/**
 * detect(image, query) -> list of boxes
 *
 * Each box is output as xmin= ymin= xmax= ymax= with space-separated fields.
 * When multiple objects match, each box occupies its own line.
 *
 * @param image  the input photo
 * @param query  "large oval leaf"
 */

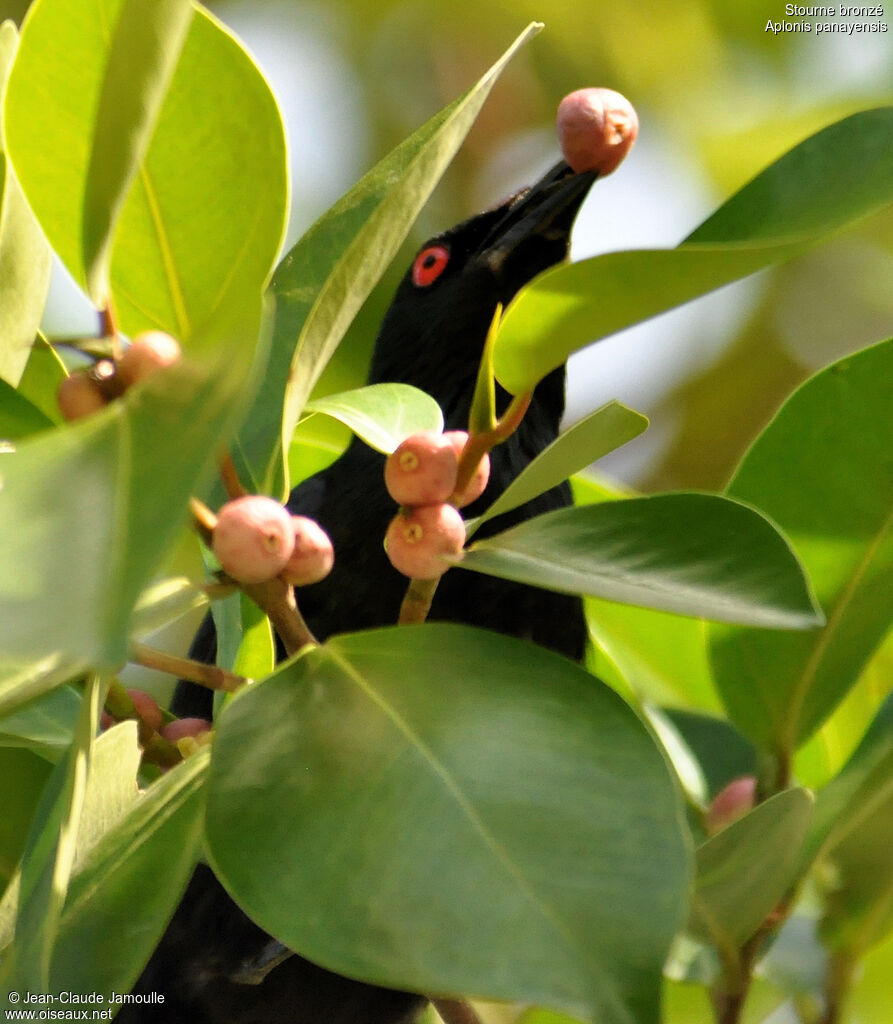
xmin=80 ymin=0 xmax=193 ymax=302
xmin=206 ymin=625 xmax=690 ymax=1024
xmin=492 ymin=108 xmax=893 ymax=395
xmin=4 ymin=0 xmax=286 ymax=340
xmin=0 ymin=22 xmax=51 ymax=388
xmin=459 ymin=493 xmax=823 ymax=628
xmin=711 ymin=337 xmax=893 ymax=753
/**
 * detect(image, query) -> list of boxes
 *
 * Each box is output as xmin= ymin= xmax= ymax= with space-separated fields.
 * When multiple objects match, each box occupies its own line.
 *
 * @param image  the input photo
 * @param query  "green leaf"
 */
xmin=806 ymin=694 xmax=893 ymax=868
xmin=0 ymin=675 xmax=103 ymax=992
xmin=492 ymin=108 xmax=893 ymax=395
xmin=586 ymin=600 xmax=721 ymax=712
xmin=0 ymin=21 xmax=52 ymax=388
xmin=711 ymin=337 xmax=893 ymax=753
xmin=15 ymin=336 xmax=66 ymax=425
xmin=467 ymin=401 xmax=648 ymax=538
xmin=206 ymin=625 xmax=690 ymax=1024
xmin=460 ymin=493 xmax=823 ymax=628
xmin=49 ymin=749 xmax=207 ymax=994
xmin=0 ymin=748 xmax=52 ymax=890
xmin=5 ymin=0 xmax=286 ymax=340
xmin=0 ymin=657 xmax=85 ymax=722
xmin=689 ymin=788 xmax=814 ymax=951
xmin=81 ymin=0 xmax=193 ymax=303
xmin=0 ymin=302 xmax=262 ymax=675
xmin=661 ymin=710 xmax=757 ymax=801
xmin=233 ymin=592 xmax=275 ymax=682
xmin=241 ymin=23 xmax=543 ymax=496
xmin=0 ymin=377 xmax=54 ymax=440
xmin=131 ymin=576 xmax=208 ymax=640
xmin=0 ymin=685 xmax=81 ymax=761
xmin=304 ymin=383 xmax=443 ymax=455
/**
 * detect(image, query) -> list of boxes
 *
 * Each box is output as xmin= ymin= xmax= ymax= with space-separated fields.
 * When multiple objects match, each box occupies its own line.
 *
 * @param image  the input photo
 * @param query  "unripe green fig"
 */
xmin=212 ymin=496 xmax=295 ymax=584
xmin=385 ymin=431 xmax=459 ymax=507
xmin=385 ymin=503 xmax=466 ymax=580
xmin=282 ymin=516 xmax=335 ymax=585
xmin=444 ymin=430 xmax=491 ymax=507
xmin=557 ymin=88 xmax=638 ymax=176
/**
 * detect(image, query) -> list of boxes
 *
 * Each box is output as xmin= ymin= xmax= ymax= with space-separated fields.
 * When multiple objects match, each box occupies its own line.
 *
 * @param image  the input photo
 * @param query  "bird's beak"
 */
xmin=480 ymin=161 xmax=597 ymax=276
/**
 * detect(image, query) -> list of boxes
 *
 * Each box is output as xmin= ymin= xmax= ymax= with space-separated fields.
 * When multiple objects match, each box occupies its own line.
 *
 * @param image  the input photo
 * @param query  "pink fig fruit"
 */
xmin=385 ymin=431 xmax=459 ymax=507
xmin=385 ymin=504 xmax=466 ymax=580
xmin=282 ymin=516 xmax=335 ymax=586
xmin=444 ymin=431 xmax=491 ymax=507
xmin=212 ymin=496 xmax=296 ymax=584
xmin=557 ymin=88 xmax=638 ymax=176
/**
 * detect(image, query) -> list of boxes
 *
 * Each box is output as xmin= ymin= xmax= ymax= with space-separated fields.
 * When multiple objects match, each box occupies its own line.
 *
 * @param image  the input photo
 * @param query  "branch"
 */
xmin=130 ymin=641 xmax=247 ymax=692
xmin=431 ymin=999 xmax=484 ymax=1024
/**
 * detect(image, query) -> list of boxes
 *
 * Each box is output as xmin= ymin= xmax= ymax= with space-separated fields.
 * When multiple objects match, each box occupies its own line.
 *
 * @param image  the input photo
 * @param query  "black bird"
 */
xmin=122 ymin=159 xmax=595 ymax=1023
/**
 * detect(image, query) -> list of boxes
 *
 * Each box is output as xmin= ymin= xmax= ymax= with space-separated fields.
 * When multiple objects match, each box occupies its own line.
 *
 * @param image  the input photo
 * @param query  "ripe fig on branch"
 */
xmin=212 ymin=496 xmax=295 ymax=585
xmin=385 ymin=431 xmax=459 ymax=507
xmin=385 ymin=504 xmax=466 ymax=580
xmin=282 ymin=516 xmax=335 ymax=586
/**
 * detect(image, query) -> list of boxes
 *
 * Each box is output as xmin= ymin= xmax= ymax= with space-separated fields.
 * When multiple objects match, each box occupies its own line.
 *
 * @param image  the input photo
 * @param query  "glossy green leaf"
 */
xmin=0 ymin=378 xmax=54 ymax=439
xmin=586 ymin=600 xmax=721 ymax=712
xmin=467 ymin=401 xmax=647 ymax=538
xmin=0 ymin=21 xmax=51 ymax=388
xmin=0 ymin=657 xmax=85 ymax=722
xmin=689 ymin=788 xmax=814 ymax=950
xmin=711 ymin=337 xmax=893 ymax=753
xmin=0 ymin=748 xmax=52 ymax=890
xmin=233 ymin=592 xmax=275 ymax=682
xmin=661 ymin=710 xmax=757 ymax=802
xmin=795 ymin=631 xmax=892 ymax=789
xmin=15 ymin=336 xmax=66 ymax=424
xmin=0 ymin=685 xmax=81 ymax=761
xmin=820 ymin=780 xmax=893 ymax=956
xmin=806 ymin=694 xmax=893 ymax=868
xmin=0 ymin=675 xmax=103 ymax=992
xmin=49 ymin=748 xmax=206 ymax=993
xmin=81 ymin=0 xmax=193 ymax=302
xmin=131 ymin=576 xmax=208 ymax=640
xmin=206 ymin=625 xmax=690 ymax=1024
xmin=5 ymin=0 xmax=286 ymax=340
xmin=493 ymin=108 xmax=893 ymax=394
xmin=241 ymin=23 xmax=542 ymax=496
xmin=304 ymin=383 xmax=443 ymax=455
xmin=460 ymin=493 xmax=823 ymax=628
xmin=0 ymin=301 xmax=262 ymax=676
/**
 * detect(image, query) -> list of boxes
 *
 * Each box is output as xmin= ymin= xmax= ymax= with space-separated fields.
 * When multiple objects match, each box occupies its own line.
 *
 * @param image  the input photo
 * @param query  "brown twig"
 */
xmin=398 ymin=577 xmax=440 ymax=625
xmin=130 ymin=641 xmax=247 ymax=692
xmin=189 ymin=497 xmax=218 ymax=544
xmin=219 ymin=452 xmax=248 ymax=499
xmin=431 ymin=999 xmax=484 ymax=1024
xmin=239 ymin=576 xmax=317 ymax=657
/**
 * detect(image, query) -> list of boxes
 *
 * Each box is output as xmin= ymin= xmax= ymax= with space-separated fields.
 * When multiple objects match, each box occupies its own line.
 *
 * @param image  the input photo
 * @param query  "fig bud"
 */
xmin=557 ymin=88 xmax=638 ymax=176
xmin=385 ymin=504 xmax=466 ymax=580
xmin=385 ymin=431 xmax=459 ymax=507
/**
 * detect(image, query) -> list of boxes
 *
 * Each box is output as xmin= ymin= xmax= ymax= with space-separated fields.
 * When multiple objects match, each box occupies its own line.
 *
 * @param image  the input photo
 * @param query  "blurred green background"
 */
xmin=3 ymin=0 xmax=892 ymax=492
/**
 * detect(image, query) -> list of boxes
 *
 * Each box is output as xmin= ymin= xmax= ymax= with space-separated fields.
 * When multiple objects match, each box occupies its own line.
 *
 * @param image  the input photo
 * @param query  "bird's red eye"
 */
xmin=412 ymin=245 xmax=450 ymax=288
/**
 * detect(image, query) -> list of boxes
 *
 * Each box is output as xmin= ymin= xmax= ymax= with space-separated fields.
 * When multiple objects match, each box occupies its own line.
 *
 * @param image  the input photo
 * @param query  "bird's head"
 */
xmin=369 ymin=161 xmax=596 ymax=426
